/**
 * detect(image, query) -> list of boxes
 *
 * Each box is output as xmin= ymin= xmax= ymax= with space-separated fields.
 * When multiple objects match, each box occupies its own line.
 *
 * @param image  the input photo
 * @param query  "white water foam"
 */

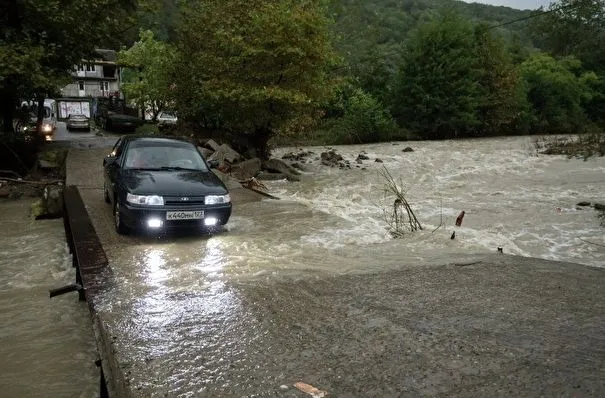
xmin=268 ymin=137 xmax=605 ymax=268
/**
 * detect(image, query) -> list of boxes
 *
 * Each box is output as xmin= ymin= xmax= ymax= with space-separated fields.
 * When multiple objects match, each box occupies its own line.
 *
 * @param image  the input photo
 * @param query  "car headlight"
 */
xmin=42 ymin=124 xmax=52 ymax=132
xmin=126 ymin=193 xmax=164 ymax=206
xmin=205 ymin=194 xmax=231 ymax=205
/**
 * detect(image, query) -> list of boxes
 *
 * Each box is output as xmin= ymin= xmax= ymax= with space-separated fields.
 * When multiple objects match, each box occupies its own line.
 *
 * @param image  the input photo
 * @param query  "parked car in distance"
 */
xmin=102 ymin=111 xmax=145 ymax=132
xmin=103 ymin=135 xmax=230 ymax=235
xmin=157 ymin=111 xmax=178 ymax=126
xmin=66 ymin=114 xmax=90 ymax=131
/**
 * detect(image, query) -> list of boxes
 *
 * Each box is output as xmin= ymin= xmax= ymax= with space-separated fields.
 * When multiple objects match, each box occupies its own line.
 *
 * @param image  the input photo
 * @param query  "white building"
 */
xmin=60 ymin=49 xmax=122 ymax=99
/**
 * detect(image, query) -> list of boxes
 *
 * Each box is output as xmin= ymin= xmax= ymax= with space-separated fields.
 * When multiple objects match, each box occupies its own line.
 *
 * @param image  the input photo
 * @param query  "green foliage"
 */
xmin=530 ymin=0 xmax=605 ymax=74
xmin=0 ymin=0 xmax=140 ymax=133
xmin=326 ymin=0 xmax=533 ymax=103
xmin=332 ymin=87 xmax=398 ymax=144
xmin=174 ymin=0 xmax=336 ymax=159
xmin=118 ymin=30 xmax=177 ymax=120
xmin=520 ymin=53 xmax=594 ymax=134
xmin=135 ymin=122 xmax=160 ymax=135
xmin=391 ymin=12 xmax=482 ymax=139
xmin=474 ymin=25 xmax=525 ymax=136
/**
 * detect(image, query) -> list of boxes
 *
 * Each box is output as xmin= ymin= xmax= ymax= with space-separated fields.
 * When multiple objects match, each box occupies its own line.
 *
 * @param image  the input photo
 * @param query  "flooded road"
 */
xmin=66 ymin=135 xmax=604 ymax=396
xmin=2 ymin=134 xmax=603 ymax=396
xmin=0 ymin=199 xmax=97 ymax=397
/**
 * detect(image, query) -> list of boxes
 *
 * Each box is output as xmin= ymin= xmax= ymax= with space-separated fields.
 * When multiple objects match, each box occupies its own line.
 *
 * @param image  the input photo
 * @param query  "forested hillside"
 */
xmin=325 ymin=0 xmax=532 ymax=107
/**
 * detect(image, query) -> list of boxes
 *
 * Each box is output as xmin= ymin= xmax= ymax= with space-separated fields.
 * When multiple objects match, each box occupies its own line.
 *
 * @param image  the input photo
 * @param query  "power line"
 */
xmin=488 ymin=0 xmax=588 ymax=29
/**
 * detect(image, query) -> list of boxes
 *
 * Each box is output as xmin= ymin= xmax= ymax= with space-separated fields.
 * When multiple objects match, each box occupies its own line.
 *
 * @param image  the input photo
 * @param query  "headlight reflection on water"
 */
xmin=196 ymin=238 xmax=227 ymax=276
xmin=142 ymin=248 xmax=169 ymax=288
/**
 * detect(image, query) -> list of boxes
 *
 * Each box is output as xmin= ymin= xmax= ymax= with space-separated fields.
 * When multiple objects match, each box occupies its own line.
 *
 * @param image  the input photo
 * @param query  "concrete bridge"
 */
xmin=63 ymin=143 xmax=605 ymax=397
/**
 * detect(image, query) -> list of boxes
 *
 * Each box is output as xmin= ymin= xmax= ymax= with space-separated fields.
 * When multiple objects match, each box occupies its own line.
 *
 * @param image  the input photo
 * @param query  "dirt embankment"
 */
xmin=0 ymin=146 xmax=67 ymax=219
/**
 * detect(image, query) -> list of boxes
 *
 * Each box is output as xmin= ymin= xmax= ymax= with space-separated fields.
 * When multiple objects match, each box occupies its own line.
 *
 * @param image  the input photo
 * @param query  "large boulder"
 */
xmin=203 ymin=139 xmax=221 ymax=152
xmin=230 ymin=158 xmax=262 ymax=181
xmin=44 ymin=184 xmax=64 ymax=217
xmin=197 ymin=146 xmax=214 ymax=159
xmin=262 ymin=158 xmax=301 ymax=181
xmin=321 ymin=150 xmax=350 ymax=169
xmin=208 ymin=144 xmax=242 ymax=167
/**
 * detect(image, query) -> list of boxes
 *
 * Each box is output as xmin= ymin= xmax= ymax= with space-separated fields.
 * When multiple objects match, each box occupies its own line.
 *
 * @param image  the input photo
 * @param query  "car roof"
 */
xmin=121 ymin=135 xmax=195 ymax=145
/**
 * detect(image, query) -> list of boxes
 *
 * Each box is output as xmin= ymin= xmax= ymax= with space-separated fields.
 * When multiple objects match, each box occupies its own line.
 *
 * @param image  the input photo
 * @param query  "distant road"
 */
xmin=52 ymin=121 xmax=119 ymax=147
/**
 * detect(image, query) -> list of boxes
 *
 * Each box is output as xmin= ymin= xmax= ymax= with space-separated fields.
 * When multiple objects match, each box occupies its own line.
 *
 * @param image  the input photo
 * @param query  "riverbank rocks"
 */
xmin=230 ymin=158 xmax=262 ymax=181
xmin=321 ymin=150 xmax=350 ymax=169
xmin=356 ymin=153 xmax=369 ymax=164
xmin=44 ymin=184 xmax=64 ymax=217
xmin=282 ymin=150 xmax=315 ymax=163
xmin=208 ymin=144 xmax=242 ymax=167
xmin=262 ymin=158 xmax=301 ymax=181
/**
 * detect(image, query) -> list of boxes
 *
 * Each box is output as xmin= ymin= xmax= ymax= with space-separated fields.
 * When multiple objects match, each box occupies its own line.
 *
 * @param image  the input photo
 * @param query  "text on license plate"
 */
xmin=166 ymin=211 xmax=204 ymax=220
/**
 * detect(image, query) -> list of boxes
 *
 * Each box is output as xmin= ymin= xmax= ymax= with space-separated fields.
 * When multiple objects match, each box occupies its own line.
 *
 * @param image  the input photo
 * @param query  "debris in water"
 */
xmin=497 ymin=247 xmax=503 ymax=254
xmin=294 ymin=381 xmax=328 ymax=397
xmin=450 ymin=231 xmax=456 ymax=240
xmin=455 ymin=210 xmax=465 ymax=227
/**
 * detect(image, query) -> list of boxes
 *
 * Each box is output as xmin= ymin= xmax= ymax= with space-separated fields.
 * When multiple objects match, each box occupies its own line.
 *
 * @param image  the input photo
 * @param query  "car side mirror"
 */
xmin=208 ymin=160 xmax=219 ymax=169
xmin=103 ymin=155 xmax=117 ymax=167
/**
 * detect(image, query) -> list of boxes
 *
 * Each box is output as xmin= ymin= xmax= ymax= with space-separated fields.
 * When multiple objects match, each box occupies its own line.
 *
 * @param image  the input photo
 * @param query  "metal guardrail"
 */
xmin=51 ymin=185 xmax=111 ymax=397
xmin=54 ymin=185 xmax=109 ymax=300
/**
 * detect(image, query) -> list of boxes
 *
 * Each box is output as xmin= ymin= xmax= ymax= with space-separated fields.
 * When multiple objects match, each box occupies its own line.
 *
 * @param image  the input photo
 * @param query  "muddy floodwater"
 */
xmin=2 ymin=135 xmax=604 ymax=396
xmin=78 ymin=135 xmax=603 ymax=396
xmin=0 ymin=199 xmax=98 ymax=397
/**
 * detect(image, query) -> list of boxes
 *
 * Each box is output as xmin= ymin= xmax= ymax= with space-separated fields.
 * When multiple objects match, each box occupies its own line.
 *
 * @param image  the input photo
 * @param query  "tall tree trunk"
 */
xmin=1 ymin=84 xmax=17 ymax=134
xmin=36 ymin=94 xmax=45 ymax=134
xmin=1 ymin=0 xmax=22 ymax=134
xmin=252 ymin=126 xmax=272 ymax=160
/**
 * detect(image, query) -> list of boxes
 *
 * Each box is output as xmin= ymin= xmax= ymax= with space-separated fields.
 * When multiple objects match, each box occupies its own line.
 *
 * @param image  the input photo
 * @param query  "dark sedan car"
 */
xmin=103 ymin=136 xmax=232 ymax=235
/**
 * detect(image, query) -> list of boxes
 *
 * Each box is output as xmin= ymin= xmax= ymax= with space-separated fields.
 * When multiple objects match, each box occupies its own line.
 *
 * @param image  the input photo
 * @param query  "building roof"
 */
xmin=94 ymin=49 xmax=118 ymax=62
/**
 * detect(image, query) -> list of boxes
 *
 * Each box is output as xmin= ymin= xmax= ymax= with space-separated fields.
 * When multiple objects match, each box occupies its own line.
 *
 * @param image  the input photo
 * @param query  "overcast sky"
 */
xmin=461 ymin=0 xmax=553 ymax=10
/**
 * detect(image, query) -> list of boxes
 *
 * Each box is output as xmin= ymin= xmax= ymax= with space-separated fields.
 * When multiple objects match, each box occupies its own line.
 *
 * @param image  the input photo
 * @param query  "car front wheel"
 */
xmin=114 ymin=200 xmax=129 ymax=235
xmin=104 ymin=182 xmax=110 ymax=204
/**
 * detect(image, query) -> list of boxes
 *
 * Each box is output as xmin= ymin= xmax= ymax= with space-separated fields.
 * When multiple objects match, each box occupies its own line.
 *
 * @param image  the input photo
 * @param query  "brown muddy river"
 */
xmin=0 ymin=199 xmax=98 ymax=397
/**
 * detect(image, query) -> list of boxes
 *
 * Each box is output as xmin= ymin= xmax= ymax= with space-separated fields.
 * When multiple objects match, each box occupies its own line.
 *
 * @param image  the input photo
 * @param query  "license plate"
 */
xmin=166 ymin=211 xmax=204 ymax=220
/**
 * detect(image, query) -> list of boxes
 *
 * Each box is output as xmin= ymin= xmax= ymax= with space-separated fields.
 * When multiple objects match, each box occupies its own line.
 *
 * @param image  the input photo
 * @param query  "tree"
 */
xmin=473 ymin=24 xmax=525 ymax=136
xmin=391 ymin=12 xmax=481 ymax=139
xmin=530 ymin=0 xmax=605 ymax=130
xmin=531 ymin=0 xmax=605 ymax=73
xmin=119 ymin=30 xmax=177 ymax=121
xmin=0 ymin=0 xmax=139 ymax=134
xmin=520 ymin=53 xmax=594 ymax=134
xmin=174 ymin=0 xmax=336 ymax=159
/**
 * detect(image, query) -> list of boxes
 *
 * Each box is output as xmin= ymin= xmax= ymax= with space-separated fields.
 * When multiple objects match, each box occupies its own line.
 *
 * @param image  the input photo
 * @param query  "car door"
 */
xmin=104 ymin=138 xmax=124 ymax=204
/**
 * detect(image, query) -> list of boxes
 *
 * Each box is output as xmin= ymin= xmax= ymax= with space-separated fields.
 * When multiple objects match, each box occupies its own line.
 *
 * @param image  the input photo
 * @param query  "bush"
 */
xmin=134 ymin=123 xmax=160 ymax=135
xmin=325 ymin=88 xmax=398 ymax=144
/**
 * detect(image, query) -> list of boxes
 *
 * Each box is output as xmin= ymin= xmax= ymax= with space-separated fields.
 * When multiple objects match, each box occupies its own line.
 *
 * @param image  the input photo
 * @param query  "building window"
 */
xmin=77 ymin=64 xmax=84 ymax=71
xmin=86 ymin=64 xmax=96 ymax=72
xmin=100 ymin=81 xmax=109 ymax=91
xmin=78 ymin=81 xmax=85 ymax=91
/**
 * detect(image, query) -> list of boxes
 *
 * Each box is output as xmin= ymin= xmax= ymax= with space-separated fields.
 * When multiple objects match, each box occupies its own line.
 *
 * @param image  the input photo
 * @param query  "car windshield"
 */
xmin=70 ymin=114 xmax=87 ymax=120
xmin=124 ymin=141 xmax=208 ymax=171
xmin=160 ymin=112 xmax=176 ymax=119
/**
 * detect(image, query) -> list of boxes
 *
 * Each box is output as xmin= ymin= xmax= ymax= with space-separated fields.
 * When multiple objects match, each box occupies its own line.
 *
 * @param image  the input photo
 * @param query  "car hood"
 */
xmin=120 ymin=169 xmax=229 ymax=196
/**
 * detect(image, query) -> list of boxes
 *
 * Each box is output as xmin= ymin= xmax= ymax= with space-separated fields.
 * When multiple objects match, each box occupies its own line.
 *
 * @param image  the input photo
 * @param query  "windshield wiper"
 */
xmin=159 ymin=166 xmax=202 ymax=171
